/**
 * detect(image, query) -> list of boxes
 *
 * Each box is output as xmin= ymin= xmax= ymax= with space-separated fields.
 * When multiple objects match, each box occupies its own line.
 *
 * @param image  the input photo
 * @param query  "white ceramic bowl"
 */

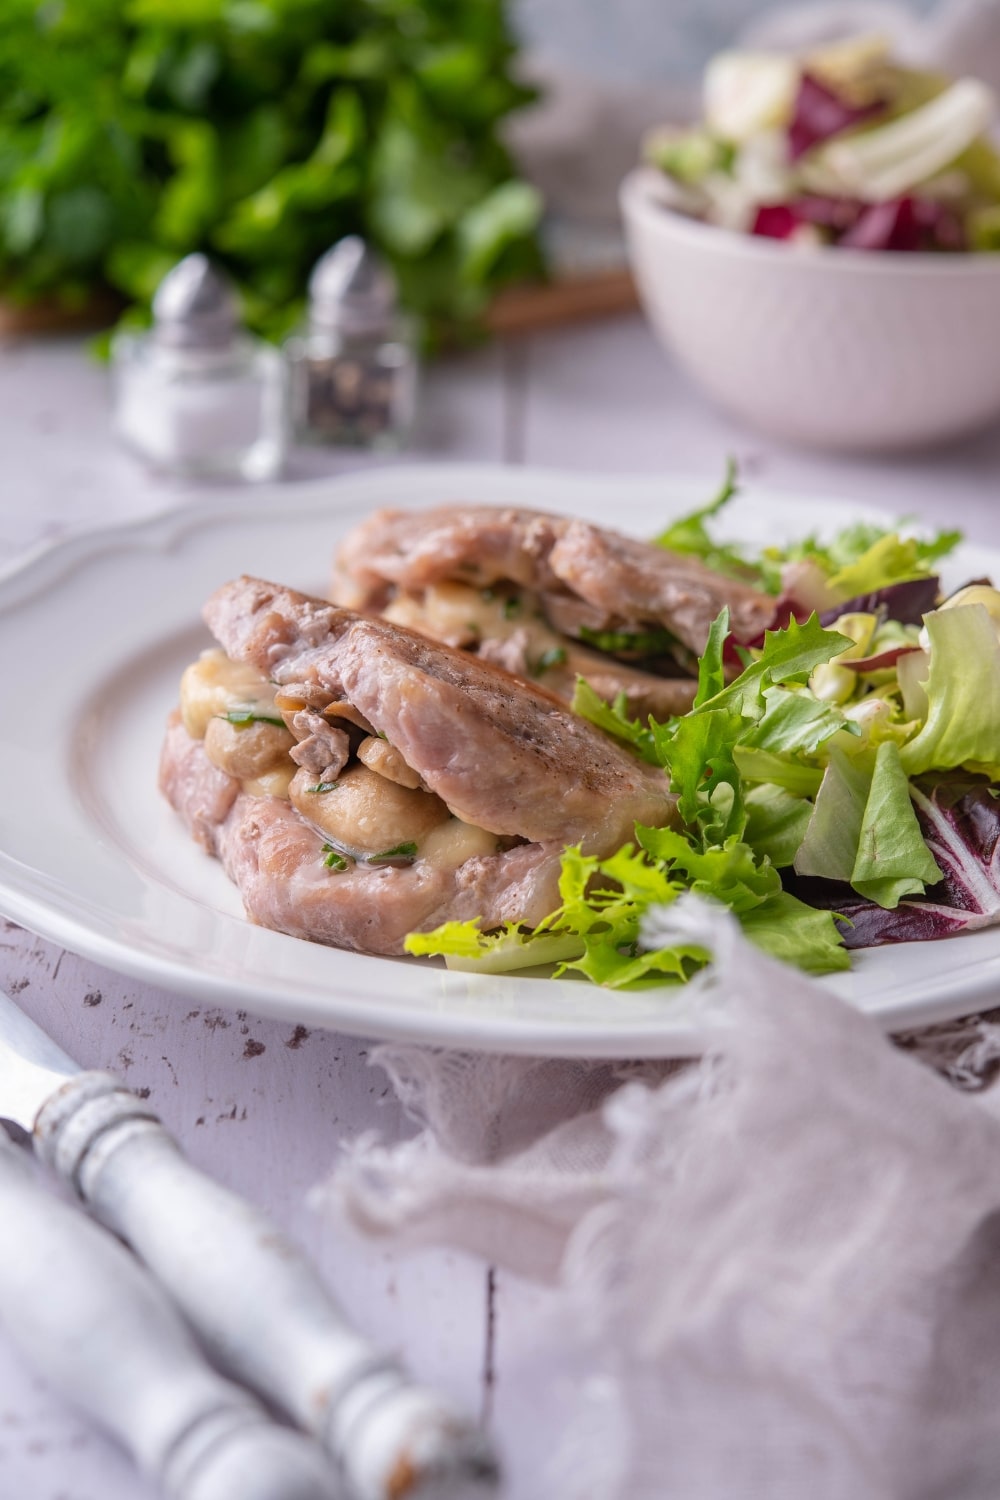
xmin=621 ymin=166 xmax=1000 ymax=452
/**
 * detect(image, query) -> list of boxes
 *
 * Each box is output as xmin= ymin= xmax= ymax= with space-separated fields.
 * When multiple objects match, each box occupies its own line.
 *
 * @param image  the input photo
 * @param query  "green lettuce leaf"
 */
xmin=410 ymin=608 xmax=862 ymax=989
xmin=694 ymin=614 xmax=852 ymax=718
xmin=732 ymin=747 xmax=825 ymax=796
xmin=570 ymin=679 xmax=661 ymax=764
xmin=663 ymin=706 xmax=747 ymax=834
xmin=793 ymin=745 xmax=871 ymax=887
xmin=827 ymin=532 xmax=953 ymax=598
xmin=637 ymin=824 xmax=781 ymax=911
xmin=656 ymin=615 xmax=849 ymax=840
xmin=692 ymin=607 xmax=730 ymax=707
xmin=404 ymin=921 xmax=584 ymax=973
xmin=653 ymin=459 xmax=752 ymax=581
xmin=739 ymin=891 xmax=851 ymax=973
xmin=744 ymin=784 xmax=813 ymax=867
xmin=763 ymin=521 xmax=961 ymax=600
xmin=899 ymin=604 xmax=1000 ymax=778
xmin=652 ymin=470 xmax=960 ymax=599
xmin=794 ymin=742 xmax=941 ymax=907
xmin=744 ymin=685 xmax=852 ymax=755
xmin=851 ymin=740 xmax=941 ymax=904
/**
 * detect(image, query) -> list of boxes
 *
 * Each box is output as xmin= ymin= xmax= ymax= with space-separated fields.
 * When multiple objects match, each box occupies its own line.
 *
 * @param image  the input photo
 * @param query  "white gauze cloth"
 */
xmin=322 ymin=897 xmax=1000 ymax=1499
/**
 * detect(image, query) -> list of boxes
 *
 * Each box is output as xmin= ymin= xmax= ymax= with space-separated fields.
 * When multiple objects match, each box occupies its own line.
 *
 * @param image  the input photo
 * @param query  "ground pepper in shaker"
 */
xmin=285 ymin=236 xmax=419 ymax=448
xmin=111 ymin=254 xmax=287 ymax=481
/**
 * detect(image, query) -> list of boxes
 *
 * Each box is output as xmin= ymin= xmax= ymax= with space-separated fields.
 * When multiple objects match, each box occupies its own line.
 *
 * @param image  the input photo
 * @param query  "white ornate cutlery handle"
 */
xmin=35 ymin=1073 xmax=499 ymax=1500
xmin=0 ymin=1137 xmax=334 ymax=1500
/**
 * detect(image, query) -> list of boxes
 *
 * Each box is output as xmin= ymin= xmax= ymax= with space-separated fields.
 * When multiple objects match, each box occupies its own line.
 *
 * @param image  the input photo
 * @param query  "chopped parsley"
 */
xmin=368 ymin=842 xmax=418 ymax=864
xmin=533 ymin=646 xmax=567 ymax=675
xmin=222 ymin=708 xmax=286 ymax=729
xmin=579 ymin=625 xmax=677 ymax=656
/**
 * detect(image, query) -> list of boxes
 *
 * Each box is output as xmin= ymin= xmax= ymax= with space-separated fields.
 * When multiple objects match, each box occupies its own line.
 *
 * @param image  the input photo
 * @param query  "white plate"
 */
xmin=1 ymin=463 xmax=998 ymax=1057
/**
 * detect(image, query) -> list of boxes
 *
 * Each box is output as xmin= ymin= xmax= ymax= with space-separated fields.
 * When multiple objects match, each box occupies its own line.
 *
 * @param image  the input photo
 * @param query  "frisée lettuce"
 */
xmin=405 ymin=494 xmax=999 ymax=989
xmin=406 ymin=611 xmax=857 ymax=984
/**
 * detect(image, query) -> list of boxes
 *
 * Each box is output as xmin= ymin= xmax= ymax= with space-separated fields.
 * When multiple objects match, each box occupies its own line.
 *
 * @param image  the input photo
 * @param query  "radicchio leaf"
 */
xmin=840 ymin=196 xmax=967 ymax=253
xmin=788 ymin=72 xmax=885 ymax=160
xmin=819 ymin=575 xmax=941 ymax=627
xmin=842 ymin=645 xmax=922 ymax=673
xmin=842 ymin=197 xmax=922 ymax=251
xmin=785 ymin=775 xmax=1000 ymax=946
xmin=729 ymin=577 xmax=940 ymax=670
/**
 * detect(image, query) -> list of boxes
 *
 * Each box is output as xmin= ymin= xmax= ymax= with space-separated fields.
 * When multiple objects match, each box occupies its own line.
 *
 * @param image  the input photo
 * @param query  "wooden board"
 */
xmin=486 ymin=267 xmax=637 ymax=335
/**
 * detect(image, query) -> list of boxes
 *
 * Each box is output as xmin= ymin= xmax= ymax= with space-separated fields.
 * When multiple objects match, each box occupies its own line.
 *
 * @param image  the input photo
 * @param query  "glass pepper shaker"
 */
xmin=285 ymin=236 xmax=419 ymax=449
xmin=111 ymin=253 xmax=287 ymax=481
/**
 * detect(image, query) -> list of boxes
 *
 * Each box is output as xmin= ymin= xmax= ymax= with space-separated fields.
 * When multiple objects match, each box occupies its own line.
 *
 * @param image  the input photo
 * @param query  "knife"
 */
xmin=0 ymin=1134 xmax=337 ymax=1500
xmin=0 ymin=984 xmax=500 ymax=1500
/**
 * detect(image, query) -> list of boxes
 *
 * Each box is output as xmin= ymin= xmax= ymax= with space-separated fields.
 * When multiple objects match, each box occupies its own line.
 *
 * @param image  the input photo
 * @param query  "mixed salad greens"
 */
xmin=645 ymin=35 xmax=1000 ymax=251
xmin=406 ymin=472 xmax=1000 ymax=988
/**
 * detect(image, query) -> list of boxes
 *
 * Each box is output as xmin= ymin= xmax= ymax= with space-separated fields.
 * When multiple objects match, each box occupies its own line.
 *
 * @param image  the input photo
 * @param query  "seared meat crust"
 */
xmin=161 ymin=578 xmax=677 ymax=958
xmin=331 ymin=504 xmax=775 ymax=654
xmin=160 ymin=719 xmax=567 ymax=953
xmin=204 ymin=577 xmax=675 ymax=854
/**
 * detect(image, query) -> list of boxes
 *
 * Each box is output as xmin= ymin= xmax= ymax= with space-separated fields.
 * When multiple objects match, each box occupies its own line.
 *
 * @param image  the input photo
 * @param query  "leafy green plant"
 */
xmin=0 ymin=0 xmax=544 ymax=338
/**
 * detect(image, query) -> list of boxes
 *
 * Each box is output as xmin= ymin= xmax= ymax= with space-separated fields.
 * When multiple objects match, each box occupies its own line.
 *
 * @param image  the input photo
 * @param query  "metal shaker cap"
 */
xmin=152 ymin=253 xmax=239 ymax=349
xmin=308 ymin=236 xmax=397 ymax=336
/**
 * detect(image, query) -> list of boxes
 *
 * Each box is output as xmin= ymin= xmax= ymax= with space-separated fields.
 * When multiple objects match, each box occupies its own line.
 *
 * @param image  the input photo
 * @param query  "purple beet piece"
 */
xmin=752 ymin=203 xmax=800 ymax=239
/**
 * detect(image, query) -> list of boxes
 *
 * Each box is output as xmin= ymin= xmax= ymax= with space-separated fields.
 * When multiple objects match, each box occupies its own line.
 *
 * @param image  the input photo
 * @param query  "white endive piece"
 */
xmin=703 ymin=51 xmax=799 ymax=143
xmin=817 ymin=78 xmax=996 ymax=201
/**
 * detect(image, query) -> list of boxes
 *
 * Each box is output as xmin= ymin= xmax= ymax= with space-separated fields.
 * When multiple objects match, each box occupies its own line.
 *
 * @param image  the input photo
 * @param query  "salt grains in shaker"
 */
xmin=111 ymin=254 xmax=287 ymax=481
xmin=285 ymin=237 xmax=418 ymax=448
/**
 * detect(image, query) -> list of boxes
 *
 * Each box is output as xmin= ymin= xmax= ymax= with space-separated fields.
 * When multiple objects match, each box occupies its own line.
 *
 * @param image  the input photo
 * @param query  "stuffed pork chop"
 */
xmin=160 ymin=576 xmax=677 ymax=956
xmin=330 ymin=505 xmax=777 ymax=718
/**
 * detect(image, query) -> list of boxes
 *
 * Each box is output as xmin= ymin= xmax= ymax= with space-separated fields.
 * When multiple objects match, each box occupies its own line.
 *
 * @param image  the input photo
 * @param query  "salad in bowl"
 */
xmin=645 ymin=35 xmax=1000 ymax=253
xmin=620 ymin=39 xmax=1000 ymax=450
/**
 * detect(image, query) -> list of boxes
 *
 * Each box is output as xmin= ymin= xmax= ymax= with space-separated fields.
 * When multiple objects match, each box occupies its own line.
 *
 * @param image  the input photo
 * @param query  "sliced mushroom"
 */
xmin=203 ymin=716 xmax=295 ymax=781
xmin=288 ymin=763 xmax=450 ymax=856
xmin=179 ymin=649 xmax=278 ymax=740
xmin=242 ymin=765 xmax=295 ymax=799
xmin=418 ymin=817 xmax=500 ymax=869
xmin=323 ymin=700 xmax=376 ymax=735
xmin=356 ymin=736 xmax=423 ymax=790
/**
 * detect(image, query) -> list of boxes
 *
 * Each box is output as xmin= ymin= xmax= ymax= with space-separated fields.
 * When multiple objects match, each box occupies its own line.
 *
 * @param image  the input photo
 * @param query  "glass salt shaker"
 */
xmin=111 ymin=253 xmax=287 ymax=481
xmin=284 ymin=236 xmax=418 ymax=449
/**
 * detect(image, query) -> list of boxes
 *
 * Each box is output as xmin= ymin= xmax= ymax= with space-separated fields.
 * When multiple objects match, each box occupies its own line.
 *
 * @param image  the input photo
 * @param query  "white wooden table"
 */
xmin=2 ymin=313 xmax=1000 ymax=1499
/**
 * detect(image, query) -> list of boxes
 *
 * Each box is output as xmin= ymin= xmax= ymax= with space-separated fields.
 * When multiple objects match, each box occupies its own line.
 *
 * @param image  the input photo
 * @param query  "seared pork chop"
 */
xmin=161 ymin=578 xmax=677 ymax=957
xmin=204 ymin=577 xmax=674 ymax=852
xmin=332 ymin=505 xmax=773 ymax=648
xmin=330 ymin=505 xmax=775 ymax=717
